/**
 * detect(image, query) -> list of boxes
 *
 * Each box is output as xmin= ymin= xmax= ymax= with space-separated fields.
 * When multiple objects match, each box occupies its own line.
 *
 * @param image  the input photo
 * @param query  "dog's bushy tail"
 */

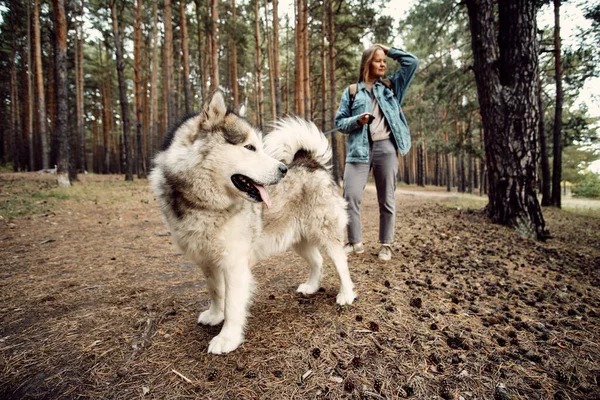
xmin=263 ymin=117 xmax=332 ymax=168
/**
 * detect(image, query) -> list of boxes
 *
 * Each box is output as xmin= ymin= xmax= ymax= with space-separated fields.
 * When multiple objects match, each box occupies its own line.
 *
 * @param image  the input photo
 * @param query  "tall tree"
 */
xmin=180 ymin=0 xmax=192 ymax=114
xmin=52 ymin=0 xmax=71 ymax=186
xmin=264 ymin=0 xmax=276 ymax=121
xmin=34 ymin=0 xmax=49 ymax=169
xmin=272 ymin=0 xmax=282 ymax=117
xmin=26 ymin=0 xmax=34 ymax=171
xmin=210 ymin=0 xmax=219 ymax=90
xmin=551 ymin=0 xmax=563 ymax=208
xmin=75 ymin=0 xmax=85 ymax=173
xmin=164 ymin=0 xmax=175 ymax=126
xmin=538 ymin=78 xmax=551 ymax=206
xmin=149 ymin=0 xmax=159 ymax=158
xmin=327 ymin=0 xmax=340 ymax=184
xmin=134 ymin=0 xmax=146 ymax=178
xmin=109 ymin=0 xmax=133 ymax=181
xmin=295 ymin=0 xmax=305 ymax=116
xmin=253 ymin=0 xmax=264 ymax=129
xmin=465 ymin=0 xmax=547 ymax=238
xmin=195 ymin=0 xmax=207 ymax=103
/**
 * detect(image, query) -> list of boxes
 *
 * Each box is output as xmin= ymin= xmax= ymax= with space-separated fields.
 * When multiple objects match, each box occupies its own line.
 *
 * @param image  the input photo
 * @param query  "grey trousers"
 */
xmin=343 ymin=138 xmax=398 ymax=244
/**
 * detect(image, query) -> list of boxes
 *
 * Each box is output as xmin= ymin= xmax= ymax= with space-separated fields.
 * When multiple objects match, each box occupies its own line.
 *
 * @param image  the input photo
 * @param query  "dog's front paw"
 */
xmin=297 ymin=283 xmax=319 ymax=295
xmin=336 ymin=290 xmax=357 ymax=306
xmin=197 ymin=310 xmax=224 ymax=326
xmin=207 ymin=333 xmax=243 ymax=354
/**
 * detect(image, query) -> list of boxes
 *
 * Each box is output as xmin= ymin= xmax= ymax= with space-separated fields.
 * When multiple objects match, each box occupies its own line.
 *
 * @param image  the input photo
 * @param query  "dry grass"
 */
xmin=1 ymin=173 xmax=599 ymax=399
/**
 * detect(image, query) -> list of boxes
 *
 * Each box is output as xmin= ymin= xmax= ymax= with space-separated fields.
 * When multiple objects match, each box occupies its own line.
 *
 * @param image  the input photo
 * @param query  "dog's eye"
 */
xmin=244 ymin=144 xmax=256 ymax=152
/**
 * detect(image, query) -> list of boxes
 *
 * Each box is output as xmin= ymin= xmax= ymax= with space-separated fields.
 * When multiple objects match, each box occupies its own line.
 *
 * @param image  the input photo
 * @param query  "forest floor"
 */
xmin=0 ymin=172 xmax=599 ymax=400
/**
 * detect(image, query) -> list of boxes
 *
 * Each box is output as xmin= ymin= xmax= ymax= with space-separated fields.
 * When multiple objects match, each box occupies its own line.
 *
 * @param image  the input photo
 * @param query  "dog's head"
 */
xmin=158 ymin=91 xmax=287 ymax=209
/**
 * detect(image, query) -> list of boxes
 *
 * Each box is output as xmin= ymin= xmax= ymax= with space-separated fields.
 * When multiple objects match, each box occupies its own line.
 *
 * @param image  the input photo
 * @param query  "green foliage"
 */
xmin=562 ymin=144 xmax=600 ymax=183
xmin=572 ymin=172 xmax=600 ymax=199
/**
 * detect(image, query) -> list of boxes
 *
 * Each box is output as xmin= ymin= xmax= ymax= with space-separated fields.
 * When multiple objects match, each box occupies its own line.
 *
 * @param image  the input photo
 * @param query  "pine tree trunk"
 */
xmin=210 ymin=0 xmax=219 ymax=91
xmin=254 ymin=0 xmax=264 ymax=130
xmin=327 ymin=0 xmax=340 ymax=184
xmin=465 ymin=0 xmax=547 ymax=239
xmin=110 ymin=0 xmax=133 ymax=181
xmin=538 ymin=79 xmax=551 ymax=206
xmin=163 ymin=0 xmax=175 ymax=126
xmin=264 ymin=0 xmax=276 ymax=122
xmin=26 ymin=0 xmax=34 ymax=171
xmin=551 ymin=0 xmax=563 ymax=208
xmin=75 ymin=0 xmax=85 ymax=173
xmin=52 ymin=0 xmax=71 ymax=186
xmin=467 ymin=118 xmax=474 ymax=194
xmin=194 ymin=0 xmax=206 ymax=104
xmin=10 ymin=45 xmax=20 ymax=172
xmin=295 ymin=0 xmax=305 ymax=116
xmin=320 ymin=3 xmax=326 ymax=132
xmin=135 ymin=0 xmax=146 ymax=178
xmin=272 ymin=0 xmax=282 ymax=117
xmin=302 ymin=0 xmax=310 ymax=120
xmin=149 ymin=0 xmax=159 ymax=158
xmin=180 ymin=0 xmax=192 ymax=115
xmin=230 ymin=0 xmax=239 ymax=106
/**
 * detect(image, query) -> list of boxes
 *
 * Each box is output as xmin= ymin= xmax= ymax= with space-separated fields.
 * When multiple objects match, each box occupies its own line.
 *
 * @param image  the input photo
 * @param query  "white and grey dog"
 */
xmin=149 ymin=91 xmax=356 ymax=354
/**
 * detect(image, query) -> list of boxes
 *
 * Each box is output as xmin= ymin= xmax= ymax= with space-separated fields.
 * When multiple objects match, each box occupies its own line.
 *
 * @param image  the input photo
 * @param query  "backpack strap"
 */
xmin=348 ymin=83 xmax=358 ymax=109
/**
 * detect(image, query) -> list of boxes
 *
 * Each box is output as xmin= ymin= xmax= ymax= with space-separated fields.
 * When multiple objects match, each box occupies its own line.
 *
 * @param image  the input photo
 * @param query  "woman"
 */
xmin=335 ymin=44 xmax=418 ymax=261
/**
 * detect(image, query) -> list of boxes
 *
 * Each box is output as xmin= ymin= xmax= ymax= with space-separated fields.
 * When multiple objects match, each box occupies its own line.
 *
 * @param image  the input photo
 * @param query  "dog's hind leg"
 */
xmin=294 ymin=241 xmax=323 ymax=295
xmin=324 ymin=242 xmax=357 ymax=306
xmin=198 ymin=266 xmax=225 ymax=326
xmin=207 ymin=260 xmax=255 ymax=355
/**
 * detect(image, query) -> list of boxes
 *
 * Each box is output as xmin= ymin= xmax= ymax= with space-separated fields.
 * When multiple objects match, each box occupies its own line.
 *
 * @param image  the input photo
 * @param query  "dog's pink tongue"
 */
xmin=255 ymin=184 xmax=272 ymax=208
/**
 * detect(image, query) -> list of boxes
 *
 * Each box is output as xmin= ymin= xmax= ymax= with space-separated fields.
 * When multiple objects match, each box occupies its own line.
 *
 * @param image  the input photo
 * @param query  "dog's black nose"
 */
xmin=279 ymin=164 xmax=288 ymax=177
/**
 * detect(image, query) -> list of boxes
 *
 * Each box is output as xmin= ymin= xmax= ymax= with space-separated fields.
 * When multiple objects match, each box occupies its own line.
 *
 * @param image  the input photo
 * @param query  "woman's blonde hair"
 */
xmin=357 ymin=45 xmax=385 ymax=83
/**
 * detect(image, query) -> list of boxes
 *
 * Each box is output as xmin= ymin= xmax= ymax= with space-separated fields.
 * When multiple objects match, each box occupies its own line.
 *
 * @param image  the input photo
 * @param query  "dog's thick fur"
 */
xmin=149 ymin=92 xmax=356 ymax=354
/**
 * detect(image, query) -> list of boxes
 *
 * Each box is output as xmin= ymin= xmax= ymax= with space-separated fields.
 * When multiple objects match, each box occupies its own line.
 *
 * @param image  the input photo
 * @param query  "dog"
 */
xmin=149 ymin=91 xmax=356 ymax=354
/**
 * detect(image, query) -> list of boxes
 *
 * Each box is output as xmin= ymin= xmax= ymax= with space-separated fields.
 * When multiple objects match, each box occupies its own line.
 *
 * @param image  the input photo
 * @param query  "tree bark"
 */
xmin=194 ymin=0 xmax=206 ymax=104
xmin=265 ymin=0 xmax=276 ymax=121
xmin=110 ymin=0 xmax=133 ymax=181
xmin=254 ymin=0 xmax=264 ymax=130
xmin=538 ymin=78 xmax=551 ymax=206
xmin=465 ymin=0 xmax=547 ymax=239
xmin=302 ymin=0 xmax=310 ymax=120
xmin=52 ymin=0 xmax=71 ymax=186
xmin=163 ymin=0 xmax=175 ymax=127
xmin=551 ymin=0 xmax=563 ymax=208
xmin=135 ymin=0 xmax=146 ymax=178
xmin=180 ymin=0 xmax=192 ymax=115
xmin=272 ymin=0 xmax=282 ymax=117
xmin=75 ymin=0 xmax=85 ymax=173
xmin=327 ymin=0 xmax=340 ymax=184
xmin=230 ymin=0 xmax=239 ymax=106
xmin=149 ymin=0 xmax=159 ymax=158
xmin=27 ymin=0 xmax=34 ymax=171
xmin=210 ymin=0 xmax=219 ymax=91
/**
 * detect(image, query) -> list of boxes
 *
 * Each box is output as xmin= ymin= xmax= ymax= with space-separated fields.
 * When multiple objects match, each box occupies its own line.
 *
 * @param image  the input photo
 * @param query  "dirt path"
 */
xmin=1 ymin=173 xmax=599 ymax=399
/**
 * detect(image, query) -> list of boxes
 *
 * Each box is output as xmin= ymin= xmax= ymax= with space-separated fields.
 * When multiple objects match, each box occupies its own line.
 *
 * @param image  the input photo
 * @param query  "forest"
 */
xmin=0 ymin=0 xmax=598 ymax=194
xmin=1 ymin=1 xmax=600 ymax=399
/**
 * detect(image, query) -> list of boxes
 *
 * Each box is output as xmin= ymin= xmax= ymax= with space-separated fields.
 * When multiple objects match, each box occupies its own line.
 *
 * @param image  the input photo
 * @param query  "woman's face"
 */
xmin=369 ymin=49 xmax=387 ymax=80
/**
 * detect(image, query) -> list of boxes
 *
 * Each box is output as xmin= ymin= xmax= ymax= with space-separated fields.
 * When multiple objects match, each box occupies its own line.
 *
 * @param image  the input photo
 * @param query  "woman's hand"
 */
xmin=373 ymin=44 xmax=390 ymax=54
xmin=358 ymin=113 xmax=374 ymax=126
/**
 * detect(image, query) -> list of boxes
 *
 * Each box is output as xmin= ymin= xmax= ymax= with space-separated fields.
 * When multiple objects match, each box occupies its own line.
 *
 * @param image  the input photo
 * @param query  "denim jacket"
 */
xmin=334 ymin=48 xmax=418 ymax=163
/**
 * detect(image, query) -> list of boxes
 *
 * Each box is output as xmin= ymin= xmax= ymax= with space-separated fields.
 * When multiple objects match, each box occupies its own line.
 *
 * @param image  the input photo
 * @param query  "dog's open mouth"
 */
xmin=231 ymin=174 xmax=272 ymax=208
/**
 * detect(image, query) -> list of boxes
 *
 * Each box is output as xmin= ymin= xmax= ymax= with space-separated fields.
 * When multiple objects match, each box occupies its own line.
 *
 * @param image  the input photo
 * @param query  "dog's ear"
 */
xmin=200 ymin=90 xmax=227 ymax=125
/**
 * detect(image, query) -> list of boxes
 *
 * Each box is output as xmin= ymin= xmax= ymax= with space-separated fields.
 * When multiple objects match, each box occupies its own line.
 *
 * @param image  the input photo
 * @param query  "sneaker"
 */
xmin=378 ymin=244 xmax=393 ymax=261
xmin=344 ymin=242 xmax=364 ymax=255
